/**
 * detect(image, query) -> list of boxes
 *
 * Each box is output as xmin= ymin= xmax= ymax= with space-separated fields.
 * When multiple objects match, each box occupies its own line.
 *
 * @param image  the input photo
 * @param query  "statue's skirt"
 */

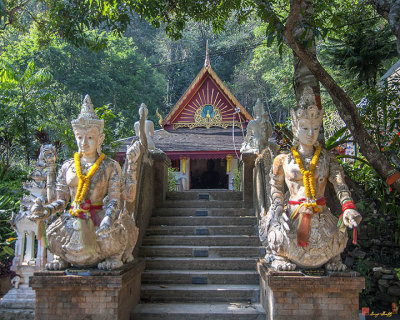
xmin=280 ymin=206 xmax=348 ymax=268
xmin=46 ymin=212 xmax=128 ymax=267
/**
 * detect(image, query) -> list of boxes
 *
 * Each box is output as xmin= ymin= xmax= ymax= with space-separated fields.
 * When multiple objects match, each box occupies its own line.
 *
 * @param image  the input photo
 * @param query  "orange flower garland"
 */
xmin=291 ymin=146 xmax=321 ymax=211
xmin=69 ymin=152 xmax=105 ymax=217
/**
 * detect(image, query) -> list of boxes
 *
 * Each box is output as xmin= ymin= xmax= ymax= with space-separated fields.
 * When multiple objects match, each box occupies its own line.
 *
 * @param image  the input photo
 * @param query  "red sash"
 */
xmin=70 ymin=199 xmax=103 ymax=227
xmin=288 ymin=197 xmax=326 ymax=247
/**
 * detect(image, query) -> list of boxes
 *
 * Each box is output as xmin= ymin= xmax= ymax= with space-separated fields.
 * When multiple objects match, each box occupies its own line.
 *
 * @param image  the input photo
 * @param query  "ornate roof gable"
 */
xmin=163 ymin=44 xmax=252 ymax=130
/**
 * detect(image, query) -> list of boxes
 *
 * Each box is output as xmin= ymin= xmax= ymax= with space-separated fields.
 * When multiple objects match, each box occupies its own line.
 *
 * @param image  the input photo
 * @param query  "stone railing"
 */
xmin=132 ymin=149 xmax=169 ymax=257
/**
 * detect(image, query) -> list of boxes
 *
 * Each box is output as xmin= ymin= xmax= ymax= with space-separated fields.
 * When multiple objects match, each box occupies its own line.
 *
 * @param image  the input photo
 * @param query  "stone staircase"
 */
xmin=131 ymin=190 xmax=266 ymax=319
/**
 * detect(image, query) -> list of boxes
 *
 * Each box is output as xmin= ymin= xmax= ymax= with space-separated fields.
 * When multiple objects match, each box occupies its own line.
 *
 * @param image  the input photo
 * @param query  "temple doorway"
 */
xmin=190 ymin=159 xmax=228 ymax=189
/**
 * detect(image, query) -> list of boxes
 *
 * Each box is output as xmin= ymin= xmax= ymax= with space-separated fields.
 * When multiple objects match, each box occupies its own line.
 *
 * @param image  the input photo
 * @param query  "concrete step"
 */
xmin=142 ymin=235 xmax=260 ymax=246
xmin=160 ymin=200 xmax=243 ymax=208
xmin=140 ymin=284 xmax=260 ymax=303
xmin=131 ymin=302 xmax=266 ymax=320
xmin=146 ymin=225 xmax=257 ymax=236
xmin=140 ymin=245 xmax=265 ymax=258
xmin=152 ymin=207 xmax=253 ymax=217
xmin=166 ymin=191 xmax=243 ymax=201
xmin=145 ymin=257 xmax=257 ymax=271
xmin=150 ymin=216 xmax=256 ymax=226
xmin=142 ymin=270 xmax=260 ymax=285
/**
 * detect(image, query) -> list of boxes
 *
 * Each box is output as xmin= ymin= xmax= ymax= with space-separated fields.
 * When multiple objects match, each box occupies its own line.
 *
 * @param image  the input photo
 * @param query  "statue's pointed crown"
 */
xmin=253 ymin=98 xmax=264 ymax=118
xmin=71 ymin=95 xmax=104 ymax=132
xmin=291 ymin=87 xmax=324 ymax=123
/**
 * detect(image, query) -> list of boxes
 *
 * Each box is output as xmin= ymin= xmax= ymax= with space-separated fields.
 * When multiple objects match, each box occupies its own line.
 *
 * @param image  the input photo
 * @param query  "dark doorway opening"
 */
xmin=190 ymin=159 xmax=228 ymax=189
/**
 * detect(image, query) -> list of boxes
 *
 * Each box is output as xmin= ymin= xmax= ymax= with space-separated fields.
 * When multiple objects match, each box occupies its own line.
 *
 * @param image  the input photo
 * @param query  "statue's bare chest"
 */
xmin=65 ymin=163 xmax=109 ymax=189
xmin=283 ymin=153 xmax=329 ymax=184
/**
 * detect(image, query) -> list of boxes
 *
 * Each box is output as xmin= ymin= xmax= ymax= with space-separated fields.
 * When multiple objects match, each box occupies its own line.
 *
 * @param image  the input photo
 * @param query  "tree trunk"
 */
xmin=369 ymin=0 xmax=400 ymax=54
xmin=282 ymin=0 xmax=400 ymax=193
xmin=290 ymin=0 xmax=321 ymax=105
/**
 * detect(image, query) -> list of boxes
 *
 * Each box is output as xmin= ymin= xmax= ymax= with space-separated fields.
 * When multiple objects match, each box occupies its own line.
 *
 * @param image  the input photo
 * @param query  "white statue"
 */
xmin=134 ymin=103 xmax=155 ymax=151
xmin=1 ymin=144 xmax=57 ymax=315
xmin=29 ymin=95 xmax=140 ymax=270
xmin=260 ymin=87 xmax=362 ymax=271
xmin=241 ymin=98 xmax=273 ymax=153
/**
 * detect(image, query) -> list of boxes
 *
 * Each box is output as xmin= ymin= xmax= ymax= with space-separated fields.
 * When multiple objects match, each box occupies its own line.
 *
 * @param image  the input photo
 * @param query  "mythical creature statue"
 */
xmin=29 ymin=95 xmax=140 ymax=270
xmin=134 ymin=103 xmax=155 ymax=151
xmin=260 ymin=87 xmax=362 ymax=271
xmin=241 ymin=98 xmax=273 ymax=154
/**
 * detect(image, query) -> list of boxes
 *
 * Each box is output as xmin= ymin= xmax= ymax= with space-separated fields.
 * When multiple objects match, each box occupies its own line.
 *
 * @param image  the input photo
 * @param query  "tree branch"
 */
xmin=369 ymin=0 xmax=400 ymax=54
xmin=282 ymin=0 xmax=400 ymax=193
xmin=2 ymin=0 xmax=31 ymax=29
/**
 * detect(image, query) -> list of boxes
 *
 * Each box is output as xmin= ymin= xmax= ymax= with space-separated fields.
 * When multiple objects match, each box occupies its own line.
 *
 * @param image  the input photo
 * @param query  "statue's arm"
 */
xmin=269 ymin=154 xmax=286 ymax=218
xmin=104 ymin=160 xmax=122 ymax=221
xmin=328 ymin=153 xmax=362 ymax=227
xmin=327 ymin=153 xmax=353 ymax=205
xmin=244 ymin=124 xmax=253 ymax=143
xmin=45 ymin=161 xmax=71 ymax=215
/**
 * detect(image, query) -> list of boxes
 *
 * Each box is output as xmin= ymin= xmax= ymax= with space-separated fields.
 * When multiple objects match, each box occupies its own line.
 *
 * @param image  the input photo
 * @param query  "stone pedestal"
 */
xmin=0 ymin=284 xmax=35 ymax=320
xmin=0 ymin=265 xmax=39 ymax=320
xmin=29 ymin=260 xmax=145 ymax=320
xmin=258 ymin=260 xmax=365 ymax=320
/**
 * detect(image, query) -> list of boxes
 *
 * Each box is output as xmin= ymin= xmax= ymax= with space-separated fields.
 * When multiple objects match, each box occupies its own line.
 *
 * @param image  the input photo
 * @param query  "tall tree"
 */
xmin=1 ymin=0 xmax=399 ymax=192
xmin=0 ymin=59 xmax=54 ymax=165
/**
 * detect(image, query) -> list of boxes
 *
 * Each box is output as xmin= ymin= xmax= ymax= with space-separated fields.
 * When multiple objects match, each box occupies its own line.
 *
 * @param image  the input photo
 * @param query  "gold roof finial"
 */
xmin=156 ymin=108 xmax=164 ymax=128
xmin=204 ymin=40 xmax=210 ymax=68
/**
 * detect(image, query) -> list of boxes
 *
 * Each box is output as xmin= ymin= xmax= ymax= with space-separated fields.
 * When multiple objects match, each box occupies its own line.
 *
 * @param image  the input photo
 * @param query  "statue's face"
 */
xmin=295 ymin=118 xmax=320 ymax=147
xmin=74 ymin=127 xmax=104 ymax=156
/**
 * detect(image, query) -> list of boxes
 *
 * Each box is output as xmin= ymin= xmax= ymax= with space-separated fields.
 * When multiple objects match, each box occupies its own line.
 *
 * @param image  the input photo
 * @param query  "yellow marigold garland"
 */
xmin=69 ymin=152 xmax=106 ymax=217
xmin=291 ymin=146 xmax=321 ymax=211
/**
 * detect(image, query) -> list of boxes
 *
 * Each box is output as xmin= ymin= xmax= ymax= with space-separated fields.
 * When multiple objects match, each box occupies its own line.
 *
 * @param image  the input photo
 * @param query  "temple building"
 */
xmin=118 ymin=47 xmax=252 ymax=190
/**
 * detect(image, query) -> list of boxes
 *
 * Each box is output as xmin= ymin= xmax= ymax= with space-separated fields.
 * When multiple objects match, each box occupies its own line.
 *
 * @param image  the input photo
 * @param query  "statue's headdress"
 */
xmin=71 ymin=95 xmax=104 ymax=133
xmin=253 ymin=98 xmax=265 ymax=119
xmin=291 ymin=87 xmax=324 ymax=125
xmin=139 ymin=103 xmax=149 ymax=119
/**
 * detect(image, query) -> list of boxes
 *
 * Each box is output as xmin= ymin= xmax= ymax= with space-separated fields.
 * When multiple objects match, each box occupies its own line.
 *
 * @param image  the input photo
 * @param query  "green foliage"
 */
xmin=359 ymin=76 xmax=400 ymax=154
xmin=0 ymin=58 xmax=55 ymax=165
xmin=167 ymin=167 xmax=177 ymax=192
xmin=354 ymin=257 xmax=374 ymax=308
xmin=231 ymin=30 xmax=294 ymax=122
xmin=0 ymin=195 xmax=18 ymax=264
xmin=396 ymin=268 xmax=400 ymax=281
xmin=324 ymin=126 xmax=353 ymax=151
xmin=232 ymin=167 xmax=242 ymax=192
xmin=343 ymin=159 xmax=400 ymax=217
xmin=322 ymin=14 xmax=397 ymax=87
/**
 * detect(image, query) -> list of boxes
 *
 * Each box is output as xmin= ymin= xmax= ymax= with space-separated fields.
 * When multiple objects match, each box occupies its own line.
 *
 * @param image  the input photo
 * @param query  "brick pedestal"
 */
xmin=258 ymin=260 xmax=365 ymax=320
xmin=29 ymin=260 xmax=145 ymax=320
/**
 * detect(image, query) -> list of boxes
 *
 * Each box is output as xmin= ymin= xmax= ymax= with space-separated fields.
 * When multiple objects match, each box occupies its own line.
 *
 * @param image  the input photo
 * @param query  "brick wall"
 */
xmin=30 ymin=260 xmax=145 ymax=320
xmin=258 ymin=261 xmax=365 ymax=320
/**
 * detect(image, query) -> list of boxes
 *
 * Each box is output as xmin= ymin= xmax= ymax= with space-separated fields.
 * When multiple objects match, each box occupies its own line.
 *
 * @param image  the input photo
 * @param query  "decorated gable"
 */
xmin=163 ymin=51 xmax=252 ymax=130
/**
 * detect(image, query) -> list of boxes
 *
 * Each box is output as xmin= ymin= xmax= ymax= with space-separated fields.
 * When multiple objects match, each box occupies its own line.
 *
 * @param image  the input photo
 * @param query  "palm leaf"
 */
xmin=325 ymin=126 xmax=348 ymax=150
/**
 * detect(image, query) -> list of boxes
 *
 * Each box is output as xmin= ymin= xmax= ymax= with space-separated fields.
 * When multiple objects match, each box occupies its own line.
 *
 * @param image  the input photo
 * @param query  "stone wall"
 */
xmin=30 ymin=260 xmax=145 ymax=320
xmin=258 ymin=261 xmax=365 ymax=320
xmin=342 ymin=213 xmax=400 ymax=311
